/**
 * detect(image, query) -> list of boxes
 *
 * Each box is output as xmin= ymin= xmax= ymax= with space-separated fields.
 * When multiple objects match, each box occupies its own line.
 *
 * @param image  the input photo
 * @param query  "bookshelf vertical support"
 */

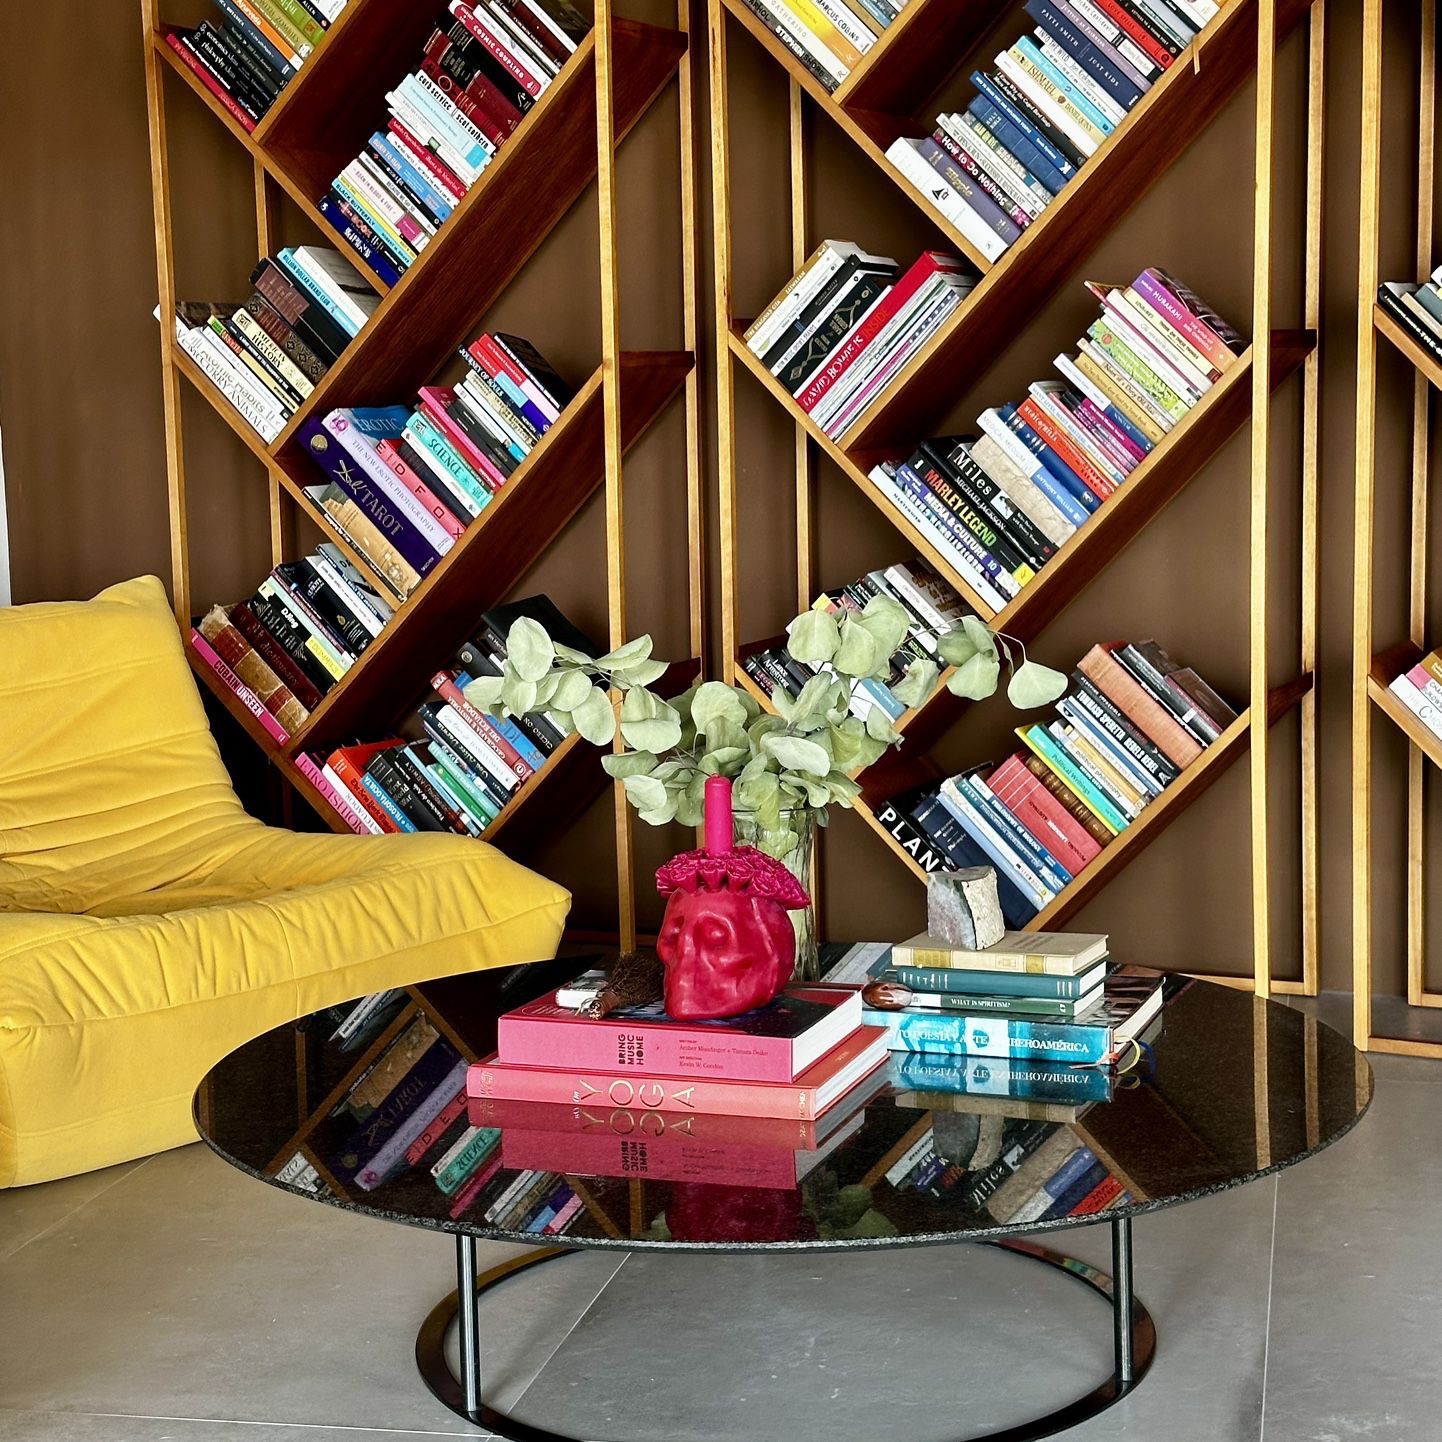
xmin=594 ymin=0 xmax=637 ymax=954
xmin=1352 ymin=0 xmax=1383 ymax=1050
xmin=1406 ymin=0 xmax=1437 ymax=1007
xmin=709 ymin=0 xmax=740 ymax=682
xmin=1249 ymin=0 xmax=1279 ymax=995
xmin=140 ymin=0 xmax=190 ymax=627
xmin=1298 ymin=0 xmax=1326 ymax=996
xmin=252 ymin=160 xmax=293 ymax=570
xmin=789 ymin=81 xmax=815 ymax=617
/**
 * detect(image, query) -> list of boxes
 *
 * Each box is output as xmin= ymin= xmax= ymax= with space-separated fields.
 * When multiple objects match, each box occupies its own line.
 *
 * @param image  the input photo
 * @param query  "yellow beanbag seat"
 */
xmin=0 ymin=577 xmax=571 ymax=1187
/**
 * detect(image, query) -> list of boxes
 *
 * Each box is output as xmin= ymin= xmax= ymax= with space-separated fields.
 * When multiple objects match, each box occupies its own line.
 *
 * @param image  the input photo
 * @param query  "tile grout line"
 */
xmin=0 ymin=1156 xmax=157 ymax=1265
xmin=504 ymin=1252 xmax=633 ymax=1415
xmin=1256 ymin=1175 xmax=1280 ymax=1442
xmin=0 ymin=1409 xmax=476 ymax=1438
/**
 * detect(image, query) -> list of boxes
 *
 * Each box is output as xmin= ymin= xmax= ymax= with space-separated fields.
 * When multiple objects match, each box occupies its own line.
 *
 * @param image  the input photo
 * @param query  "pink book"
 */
xmin=448 ymin=1153 xmax=503 ymax=1220
xmin=293 ymin=752 xmax=369 ymax=834
xmin=1132 ymin=268 xmax=1243 ymax=374
xmin=416 ymin=386 xmax=509 ymax=491
xmin=796 ymin=251 xmax=968 ymax=413
xmin=468 ymin=1026 xmax=890 ymax=1120
xmin=502 ymin=1127 xmax=815 ymax=1190
xmin=496 ymin=985 xmax=864 ymax=1083
xmin=189 ymin=630 xmax=288 ymax=745
xmin=375 ymin=438 xmax=466 ymax=538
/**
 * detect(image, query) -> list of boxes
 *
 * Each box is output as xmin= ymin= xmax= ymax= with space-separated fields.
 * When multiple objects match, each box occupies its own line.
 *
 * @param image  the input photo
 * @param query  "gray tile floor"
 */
xmin=0 ymin=994 xmax=1436 ymax=1442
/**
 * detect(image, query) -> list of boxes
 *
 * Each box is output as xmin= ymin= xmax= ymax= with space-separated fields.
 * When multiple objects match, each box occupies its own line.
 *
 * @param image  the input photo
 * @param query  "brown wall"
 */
xmin=0 ymin=0 xmax=1426 ymax=995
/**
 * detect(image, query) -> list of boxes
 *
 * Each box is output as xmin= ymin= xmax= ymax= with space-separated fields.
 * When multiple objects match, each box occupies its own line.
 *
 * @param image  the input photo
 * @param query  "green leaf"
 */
xmin=892 ymin=657 xmax=939 ymax=709
xmin=601 ymin=750 xmax=659 ymax=779
xmin=1007 ymin=660 xmax=1069 ymax=709
xmin=857 ymin=594 xmax=910 ymax=659
xmin=864 ymin=706 xmax=901 ymax=745
xmin=616 ymin=657 xmax=670 ymax=687
xmin=506 ymin=617 xmax=555 ymax=683
xmin=552 ymin=642 xmax=596 ymax=666
xmin=702 ymin=717 xmax=748 ymax=754
xmin=791 ymin=672 xmax=839 ymax=723
xmin=937 ymin=627 xmax=981 ymax=668
xmin=619 ymin=686 xmax=682 ymax=752
xmin=596 ymin=636 xmax=654 ymax=670
xmin=621 ymin=774 xmax=668 ymax=813
xmin=961 ymin=615 xmax=999 ymax=659
xmin=761 ymin=733 xmax=831 ymax=776
xmin=833 ymin=617 xmax=883 ymax=678
xmin=571 ymin=686 xmax=617 ymax=744
xmin=701 ymin=745 xmax=749 ymax=774
xmin=690 ymin=680 xmax=749 ymax=734
xmin=531 ymin=673 xmax=561 ymax=710
xmin=550 ymin=670 xmax=596 ymax=712
xmin=786 ymin=609 xmax=840 ymax=666
xmin=737 ymin=771 xmax=783 ymax=829
xmin=461 ymin=676 xmax=504 ymax=711
xmin=948 ymin=650 xmax=1002 ymax=700
xmin=501 ymin=675 xmax=538 ymax=714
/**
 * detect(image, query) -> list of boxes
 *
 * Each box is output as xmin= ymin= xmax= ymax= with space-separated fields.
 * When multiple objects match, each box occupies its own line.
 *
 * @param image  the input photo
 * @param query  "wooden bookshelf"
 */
xmin=144 ymin=0 xmax=705 ymax=946
xmin=711 ymin=0 xmax=1326 ymax=992
xmin=1354 ymin=0 xmax=1442 ymax=1053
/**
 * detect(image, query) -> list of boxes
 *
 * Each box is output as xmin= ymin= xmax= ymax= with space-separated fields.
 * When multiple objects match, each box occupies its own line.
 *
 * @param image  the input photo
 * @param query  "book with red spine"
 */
xmin=1080 ymin=644 xmax=1203 ymax=769
xmin=1072 ymin=1173 xmax=1126 ymax=1215
xmin=430 ymin=672 xmax=534 ymax=780
xmin=164 ymin=32 xmax=259 ymax=132
xmin=448 ymin=1153 xmax=503 ymax=1219
xmin=422 ymin=23 xmax=527 ymax=137
xmin=375 ymin=438 xmax=466 ymax=538
xmin=795 ymin=252 xmax=966 ymax=413
xmin=1017 ymin=397 xmax=1115 ymax=501
xmin=986 ymin=754 xmax=1102 ymax=876
xmin=496 ymin=985 xmax=863 ymax=1083
xmin=449 ymin=1 xmax=545 ymax=96
xmin=416 ymin=55 xmax=512 ymax=148
xmin=294 ymin=752 xmax=371 ymax=835
xmin=1089 ymin=0 xmax=1174 ymax=69
xmin=405 ymin=1089 xmax=470 ymax=1166
xmin=387 ymin=118 xmax=470 ymax=198
xmin=190 ymin=630 xmax=290 ymax=744
xmin=417 ymin=385 xmax=511 ymax=491
xmin=327 ymin=740 xmax=408 ymax=832
xmin=229 ymin=599 xmax=325 ymax=709
xmin=468 ymin=1025 xmax=890 ymax=1120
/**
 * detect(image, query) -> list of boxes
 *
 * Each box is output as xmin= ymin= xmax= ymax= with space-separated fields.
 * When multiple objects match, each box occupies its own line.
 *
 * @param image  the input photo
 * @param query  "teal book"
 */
xmin=887 ymin=961 xmax=1108 ymax=1000
xmin=277 ymin=247 xmax=363 ymax=337
xmin=891 ymin=1051 xmax=1115 ymax=1105
xmin=405 ymin=413 xmax=493 ymax=512
xmin=1018 ymin=723 xmax=1130 ymax=834
xmin=360 ymin=774 xmax=417 ymax=832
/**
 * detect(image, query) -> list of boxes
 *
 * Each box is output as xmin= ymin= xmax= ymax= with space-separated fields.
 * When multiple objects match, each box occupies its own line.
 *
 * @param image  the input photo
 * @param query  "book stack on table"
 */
xmin=467 ymin=979 xmax=891 ymax=1124
xmin=826 ymin=934 xmax=1165 ymax=1069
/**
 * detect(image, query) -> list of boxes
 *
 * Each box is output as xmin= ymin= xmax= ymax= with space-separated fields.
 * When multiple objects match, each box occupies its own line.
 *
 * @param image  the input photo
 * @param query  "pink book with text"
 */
xmin=189 ymin=630 xmax=288 ymax=745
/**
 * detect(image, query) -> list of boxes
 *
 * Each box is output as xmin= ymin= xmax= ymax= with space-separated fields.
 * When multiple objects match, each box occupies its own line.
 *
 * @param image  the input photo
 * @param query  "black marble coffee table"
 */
xmin=194 ymin=961 xmax=1371 ymax=1442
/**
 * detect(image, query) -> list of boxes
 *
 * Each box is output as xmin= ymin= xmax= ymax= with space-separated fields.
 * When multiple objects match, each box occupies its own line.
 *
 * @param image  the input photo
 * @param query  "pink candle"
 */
xmin=704 ymin=774 xmax=734 ymax=855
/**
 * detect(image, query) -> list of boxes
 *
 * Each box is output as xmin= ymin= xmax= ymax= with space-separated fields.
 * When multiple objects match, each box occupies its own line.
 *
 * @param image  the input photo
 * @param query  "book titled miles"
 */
xmin=467 ymin=1026 xmax=890 ymax=1120
xmin=496 ymin=985 xmax=863 ymax=1083
xmin=864 ymin=967 xmax=1164 ymax=1065
xmin=892 ymin=929 xmax=1109 ymax=975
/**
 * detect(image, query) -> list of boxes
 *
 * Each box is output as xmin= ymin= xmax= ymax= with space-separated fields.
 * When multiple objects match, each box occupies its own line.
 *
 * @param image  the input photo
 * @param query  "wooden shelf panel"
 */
xmin=152 ymin=29 xmax=375 ymax=285
xmin=841 ymin=0 xmax=1318 ymax=450
xmin=1374 ymin=303 xmax=1442 ymax=392
xmin=856 ymin=675 xmax=1313 ymax=930
xmin=270 ymin=19 xmax=686 ymax=442
xmin=832 ymin=0 xmax=998 ymax=115
xmin=286 ymin=350 xmax=692 ymax=753
xmin=1368 ymin=643 xmax=1442 ymax=769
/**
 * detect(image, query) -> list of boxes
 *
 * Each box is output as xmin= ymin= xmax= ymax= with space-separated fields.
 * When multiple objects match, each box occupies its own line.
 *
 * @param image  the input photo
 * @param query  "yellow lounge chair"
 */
xmin=0 ymin=576 xmax=571 ymax=1187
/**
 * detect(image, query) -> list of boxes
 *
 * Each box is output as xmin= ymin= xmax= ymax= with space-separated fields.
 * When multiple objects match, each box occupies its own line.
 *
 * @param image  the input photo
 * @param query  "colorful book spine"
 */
xmin=863 ymin=1007 xmax=1115 ymax=1064
xmin=189 ymin=630 xmax=290 ymax=744
xmin=499 ymin=1129 xmax=805 ymax=1190
xmin=888 ymin=964 xmax=1102 ymax=999
xmin=356 ymin=1066 xmax=469 ymax=1188
xmin=293 ymin=752 xmax=370 ymax=833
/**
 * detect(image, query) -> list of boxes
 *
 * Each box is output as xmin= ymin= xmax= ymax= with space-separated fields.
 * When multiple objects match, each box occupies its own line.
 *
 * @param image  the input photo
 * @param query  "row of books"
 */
xmin=744 ymin=242 xmax=977 ymax=440
xmin=741 ymin=559 xmax=969 ymax=724
xmin=1388 ymin=649 xmax=1442 ymax=739
xmin=886 ymin=0 xmax=1218 ymax=261
xmin=867 ymin=267 xmax=1243 ymax=611
xmin=302 ymin=594 xmax=583 ymax=834
xmin=318 ymin=1 xmax=587 ymax=286
xmin=874 ymin=639 xmax=1236 ymax=923
xmin=296 ymin=332 xmax=573 ymax=601
xmin=737 ymin=0 xmax=913 ymax=94
xmin=170 ymin=249 xmax=377 ymax=444
xmin=163 ymin=0 xmax=348 ymax=133
xmin=1377 ymin=270 xmax=1442 ymax=366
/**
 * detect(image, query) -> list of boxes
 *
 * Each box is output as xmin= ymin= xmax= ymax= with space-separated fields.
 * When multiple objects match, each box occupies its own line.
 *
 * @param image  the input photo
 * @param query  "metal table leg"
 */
xmin=1112 ymin=1214 xmax=1135 ymax=1385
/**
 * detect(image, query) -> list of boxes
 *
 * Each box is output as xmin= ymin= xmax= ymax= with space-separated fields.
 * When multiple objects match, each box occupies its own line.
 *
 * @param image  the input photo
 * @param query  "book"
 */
xmin=496 ymin=985 xmax=863 ymax=1083
xmin=468 ymin=1025 xmax=891 ymax=1120
xmin=887 ymin=959 xmax=1108 ymax=1000
xmin=891 ymin=1049 xmax=1115 ymax=1106
xmin=864 ymin=966 xmax=1165 ymax=1065
xmin=189 ymin=628 xmax=290 ymax=745
xmin=892 ymin=929 xmax=1109 ymax=975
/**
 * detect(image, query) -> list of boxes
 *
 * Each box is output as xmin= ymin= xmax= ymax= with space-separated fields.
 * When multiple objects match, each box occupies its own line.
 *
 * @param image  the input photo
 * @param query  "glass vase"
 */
xmin=731 ymin=809 xmax=820 ymax=982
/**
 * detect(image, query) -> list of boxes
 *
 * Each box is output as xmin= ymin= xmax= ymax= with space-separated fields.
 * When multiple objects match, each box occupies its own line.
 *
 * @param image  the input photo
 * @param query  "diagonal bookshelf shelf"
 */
xmin=730 ymin=326 xmax=1317 ymax=641
xmin=1367 ymin=643 xmax=1442 ymax=771
xmin=848 ymin=674 xmax=1313 ymax=930
xmin=721 ymin=0 xmax=1317 ymax=449
xmin=1374 ymin=303 xmax=1442 ymax=392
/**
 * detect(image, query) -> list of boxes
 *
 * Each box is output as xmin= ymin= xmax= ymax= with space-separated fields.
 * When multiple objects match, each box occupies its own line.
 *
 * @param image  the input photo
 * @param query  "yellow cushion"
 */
xmin=0 ymin=578 xmax=571 ymax=1187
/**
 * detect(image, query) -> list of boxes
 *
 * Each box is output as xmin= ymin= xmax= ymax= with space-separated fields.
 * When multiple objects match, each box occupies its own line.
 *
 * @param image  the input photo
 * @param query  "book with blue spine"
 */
xmin=1013 ymin=34 xmax=1117 ymax=136
xmin=955 ymin=772 xmax=1074 ymax=890
xmin=277 ymin=247 xmax=367 ymax=337
xmin=368 ymin=131 xmax=456 ymax=223
xmin=1018 ymin=723 xmax=1129 ymax=833
xmin=907 ymin=796 xmax=1041 ymax=926
xmin=864 ymin=966 xmax=1165 ymax=1064
xmin=1057 ymin=698 xmax=1162 ymax=796
xmin=360 ymin=772 xmax=418 ymax=832
xmin=891 ymin=1050 xmax=1115 ymax=1104
xmin=965 ymin=97 xmax=1072 ymax=196
xmin=318 ymin=194 xmax=406 ymax=287
xmin=999 ymin=404 xmax=1102 ymax=513
xmin=975 ymin=411 xmax=1091 ymax=528
xmin=971 ymin=71 xmax=1079 ymax=178
xmin=1026 ymin=0 xmax=1148 ymax=108
xmin=934 ymin=780 xmax=1057 ymax=908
